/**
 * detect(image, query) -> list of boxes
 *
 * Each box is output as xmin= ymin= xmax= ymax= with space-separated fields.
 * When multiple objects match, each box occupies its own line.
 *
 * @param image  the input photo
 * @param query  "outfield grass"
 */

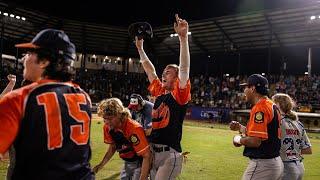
xmin=1 ymin=116 xmax=319 ymax=180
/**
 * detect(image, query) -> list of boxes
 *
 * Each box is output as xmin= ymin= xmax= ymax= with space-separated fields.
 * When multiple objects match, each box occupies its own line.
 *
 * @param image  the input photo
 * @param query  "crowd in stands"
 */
xmin=190 ymin=74 xmax=320 ymax=112
xmin=1 ymin=64 xmax=319 ymax=112
xmin=74 ymin=69 xmax=150 ymax=105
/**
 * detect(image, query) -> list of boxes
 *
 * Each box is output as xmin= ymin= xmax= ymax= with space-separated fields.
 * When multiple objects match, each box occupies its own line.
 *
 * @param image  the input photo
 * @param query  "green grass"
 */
xmin=1 ymin=117 xmax=320 ymax=180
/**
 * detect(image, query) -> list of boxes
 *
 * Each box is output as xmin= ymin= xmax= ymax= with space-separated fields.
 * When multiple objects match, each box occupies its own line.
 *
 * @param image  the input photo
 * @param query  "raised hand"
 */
xmin=174 ymin=14 xmax=189 ymax=38
xmin=135 ymin=36 xmax=144 ymax=50
xmin=7 ymin=74 xmax=16 ymax=83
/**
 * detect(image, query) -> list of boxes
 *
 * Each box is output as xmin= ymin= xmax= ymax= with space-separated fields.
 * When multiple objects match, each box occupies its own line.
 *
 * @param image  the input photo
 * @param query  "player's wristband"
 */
xmin=233 ymin=135 xmax=242 ymax=145
xmin=239 ymin=125 xmax=246 ymax=134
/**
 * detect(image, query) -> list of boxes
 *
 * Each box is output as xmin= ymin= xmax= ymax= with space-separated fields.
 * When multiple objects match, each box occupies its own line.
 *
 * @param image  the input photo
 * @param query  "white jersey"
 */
xmin=280 ymin=116 xmax=311 ymax=162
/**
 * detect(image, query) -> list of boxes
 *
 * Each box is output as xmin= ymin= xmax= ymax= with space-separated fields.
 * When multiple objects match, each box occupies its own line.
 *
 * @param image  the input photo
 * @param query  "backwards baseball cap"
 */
xmin=128 ymin=22 xmax=153 ymax=41
xmin=128 ymin=94 xmax=145 ymax=110
xmin=15 ymin=29 xmax=76 ymax=60
xmin=240 ymin=74 xmax=269 ymax=95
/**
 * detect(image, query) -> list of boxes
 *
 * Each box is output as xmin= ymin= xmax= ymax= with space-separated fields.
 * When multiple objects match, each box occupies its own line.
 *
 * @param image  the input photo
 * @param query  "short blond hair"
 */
xmin=97 ymin=98 xmax=131 ymax=121
xmin=272 ymin=93 xmax=297 ymax=120
xmin=165 ymin=64 xmax=179 ymax=76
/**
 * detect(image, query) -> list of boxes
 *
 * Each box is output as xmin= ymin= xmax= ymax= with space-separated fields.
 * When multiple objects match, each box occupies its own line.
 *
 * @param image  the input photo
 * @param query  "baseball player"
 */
xmin=128 ymin=93 xmax=153 ymax=136
xmin=0 ymin=74 xmax=16 ymax=99
xmin=230 ymin=74 xmax=283 ymax=180
xmin=93 ymin=98 xmax=151 ymax=180
xmin=0 ymin=29 xmax=94 ymax=180
xmin=134 ymin=14 xmax=191 ymax=179
xmin=0 ymin=74 xmax=16 ymax=180
xmin=272 ymin=93 xmax=312 ymax=180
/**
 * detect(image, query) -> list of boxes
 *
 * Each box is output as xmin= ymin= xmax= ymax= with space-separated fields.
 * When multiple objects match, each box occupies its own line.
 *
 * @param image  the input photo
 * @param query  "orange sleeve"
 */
xmin=129 ymin=127 xmax=150 ymax=156
xmin=103 ymin=124 xmax=114 ymax=144
xmin=148 ymin=78 xmax=165 ymax=97
xmin=171 ymin=79 xmax=191 ymax=105
xmin=246 ymin=105 xmax=270 ymax=139
xmin=0 ymin=91 xmax=23 ymax=154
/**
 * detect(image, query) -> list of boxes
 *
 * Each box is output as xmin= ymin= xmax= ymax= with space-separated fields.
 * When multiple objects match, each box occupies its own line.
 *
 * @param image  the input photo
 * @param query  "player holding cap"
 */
xmin=133 ymin=14 xmax=191 ymax=179
xmin=230 ymin=74 xmax=283 ymax=180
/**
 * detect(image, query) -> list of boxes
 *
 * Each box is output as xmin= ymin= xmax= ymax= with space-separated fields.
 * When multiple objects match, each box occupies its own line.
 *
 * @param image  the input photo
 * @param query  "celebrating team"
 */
xmin=0 ymin=13 xmax=312 ymax=180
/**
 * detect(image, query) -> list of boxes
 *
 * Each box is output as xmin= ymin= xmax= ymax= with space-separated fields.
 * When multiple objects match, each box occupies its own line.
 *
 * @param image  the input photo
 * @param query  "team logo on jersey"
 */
xmin=152 ymin=103 xmax=170 ymax=129
xmin=130 ymin=134 xmax=140 ymax=145
xmin=254 ymin=112 xmax=264 ymax=123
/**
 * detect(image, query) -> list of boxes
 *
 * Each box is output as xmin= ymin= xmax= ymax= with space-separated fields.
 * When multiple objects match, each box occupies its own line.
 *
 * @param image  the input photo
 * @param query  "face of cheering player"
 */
xmin=162 ymin=67 xmax=178 ymax=91
xmin=103 ymin=115 xmax=122 ymax=129
xmin=131 ymin=104 xmax=143 ymax=112
xmin=243 ymin=85 xmax=255 ymax=104
xmin=22 ymin=51 xmax=49 ymax=82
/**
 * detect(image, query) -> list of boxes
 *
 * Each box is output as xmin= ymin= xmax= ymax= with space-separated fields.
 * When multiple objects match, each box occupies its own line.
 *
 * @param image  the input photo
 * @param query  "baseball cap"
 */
xmin=128 ymin=22 xmax=153 ymax=41
xmin=240 ymin=74 xmax=269 ymax=94
xmin=128 ymin=94 xmax=144 ymax=110
xmin=15 ymin=29 xmax=76 ymax=60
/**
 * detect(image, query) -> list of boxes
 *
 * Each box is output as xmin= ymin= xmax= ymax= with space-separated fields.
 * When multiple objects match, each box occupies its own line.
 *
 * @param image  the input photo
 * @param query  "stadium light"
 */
xmin=170 ymin=32 xmax=192 ymax=38
xmin=225 ymin=74 xmax=230 ymax=77
xmin=262 ymin=73 xmax=265 ymax=76
xmin=10 ymin=14 xmax=14 ymax=18
xmin=16 ymin=16 xmax=20 ymax=20
xmin=310 ymin=16 xmax=316 ymax=20
xmin=21 ymin=17 xmax=26 ymax=21
xmin=3 ymin=12 xmax=8 ymax=16
xmin=304 ymin=72 xmax=308 ymax=75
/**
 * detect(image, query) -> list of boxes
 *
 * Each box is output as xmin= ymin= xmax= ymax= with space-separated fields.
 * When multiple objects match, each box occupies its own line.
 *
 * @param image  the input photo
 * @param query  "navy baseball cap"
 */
xmin=240 ymin=74 xmax=269 ymax=94
xmin=15 ymin=29 xmax=76 ymax=60
xmin=128 ymin=94 xmax=144 ymax=110
xmin=128 ymin=22 xmax=153 ymax=41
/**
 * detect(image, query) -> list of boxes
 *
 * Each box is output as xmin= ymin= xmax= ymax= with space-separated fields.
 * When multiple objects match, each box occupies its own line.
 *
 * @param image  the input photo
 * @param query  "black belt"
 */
xmin=153 ymin=146 xmax=170 ymax=152
xmin=249 ymin=156 xmax=278 ymax=159
xmin=284 ymin=160 xmax=302 ymax=163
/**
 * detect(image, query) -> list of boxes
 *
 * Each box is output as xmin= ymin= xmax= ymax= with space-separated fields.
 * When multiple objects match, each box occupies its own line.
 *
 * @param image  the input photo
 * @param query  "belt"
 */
xmin=284 ymin=160 xmax=302 ymax=163
xmin=249 ymin=156 xmax=279 ymax=160
xmin=153 ymin=145 xmax=170 ymax=153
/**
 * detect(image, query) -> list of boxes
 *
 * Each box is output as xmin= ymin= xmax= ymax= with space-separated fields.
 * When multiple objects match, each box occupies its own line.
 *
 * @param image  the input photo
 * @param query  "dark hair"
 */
xmin=35 ymin=48 xmax=75 ymax=81
xmin=255 ymin=86 xmax=269 ymax=96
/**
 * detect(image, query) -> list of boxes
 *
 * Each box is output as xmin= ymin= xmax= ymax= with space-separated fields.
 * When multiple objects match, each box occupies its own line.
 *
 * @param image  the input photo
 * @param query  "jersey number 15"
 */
xmin=37 ymin=92 xmax=90 ymax=150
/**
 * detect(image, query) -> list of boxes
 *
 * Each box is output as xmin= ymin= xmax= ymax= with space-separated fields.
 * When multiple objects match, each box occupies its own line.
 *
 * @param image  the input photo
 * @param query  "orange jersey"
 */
xmin=148 ymin=78 xmax=191 ymax=105
xmin=0 ymin=79 xmax=93 ymax=179
xmin=244 ymin=97 xmax=281 ymax=159
xmin=246 ymin=98 xmax=281 ymax=139
xmin=104 ymin=118 xmax=149 ymax=160
xmin=148 ymin=78 xmax=191 ymax=152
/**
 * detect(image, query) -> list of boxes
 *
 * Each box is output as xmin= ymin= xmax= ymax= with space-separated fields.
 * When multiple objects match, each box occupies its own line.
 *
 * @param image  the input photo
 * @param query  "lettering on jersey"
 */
xmin=152 ymin=103 xmax=170 ymax=129
xmin=286 ymin=129 xmax=299 ymax=136
xmin=130 ymin=134 xmax=140 ymax=145
xmin=254 ymin=112 xmax=264 ymax=123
